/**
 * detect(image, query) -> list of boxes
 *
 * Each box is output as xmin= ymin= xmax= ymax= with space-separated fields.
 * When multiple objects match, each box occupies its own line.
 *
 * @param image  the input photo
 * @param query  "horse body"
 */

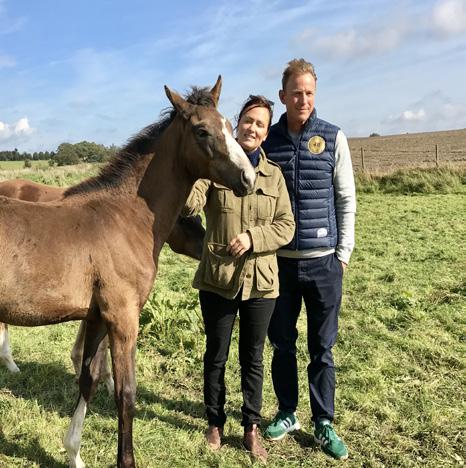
xmin=0 ymin=175 xmax=205 ymax=390
xmin=1 ymin=195 xmax=154 ymax=326
xmin=0 ymin=179 xmax=64 ymax=202
xmin=0 ymin=79 xmax=255 ymax=467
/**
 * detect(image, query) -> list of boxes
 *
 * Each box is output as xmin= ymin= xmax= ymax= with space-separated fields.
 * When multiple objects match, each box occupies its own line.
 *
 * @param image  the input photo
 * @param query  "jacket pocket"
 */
xmin=257 ymin=186 xmax=278 ymax=221
xmin=204 ymin=242 xmax=239 ymax=290
xmin=212 ymin=183 xmax=237 ymax=213
xmin=255 ymin=254 xmax=278 ymax=291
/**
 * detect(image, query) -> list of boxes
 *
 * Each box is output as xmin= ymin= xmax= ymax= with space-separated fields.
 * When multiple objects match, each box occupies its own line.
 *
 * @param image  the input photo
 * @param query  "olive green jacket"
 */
xmin=183 ymin=151 xmax=295 ymax=300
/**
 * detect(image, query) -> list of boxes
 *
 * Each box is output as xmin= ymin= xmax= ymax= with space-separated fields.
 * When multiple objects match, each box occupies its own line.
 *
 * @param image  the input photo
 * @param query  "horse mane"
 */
xmin=64 ymin=87 xmax=216 ymax=197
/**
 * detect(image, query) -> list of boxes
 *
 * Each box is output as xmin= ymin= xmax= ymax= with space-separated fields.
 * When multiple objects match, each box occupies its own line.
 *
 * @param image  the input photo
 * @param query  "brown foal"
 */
xmin=0 ymin=77 xmax=255 ymax=468
xmin=0 ymin=179 xmax=205 ymax=388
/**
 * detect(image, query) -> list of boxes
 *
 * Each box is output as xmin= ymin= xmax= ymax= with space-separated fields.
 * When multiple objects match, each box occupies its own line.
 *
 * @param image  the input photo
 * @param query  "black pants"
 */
xmin=268 ymin=254 xmax=343 ymax=423
xmin=199 ymin=290 xmax=275 ymax=427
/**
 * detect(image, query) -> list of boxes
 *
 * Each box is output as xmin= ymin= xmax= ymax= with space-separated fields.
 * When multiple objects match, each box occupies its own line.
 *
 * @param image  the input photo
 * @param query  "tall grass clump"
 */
xmin=356 ymin=167 xmax=465 ymax=194
xmin=0 ymin=163 xmax=100 ymax=186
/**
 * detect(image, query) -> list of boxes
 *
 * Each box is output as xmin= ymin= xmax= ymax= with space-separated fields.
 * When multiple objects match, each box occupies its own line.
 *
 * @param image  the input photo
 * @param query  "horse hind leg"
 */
xmin=70 ymin=322 xmax=85 ymax=380
xmin=71 ymin=322 xmax=114 ymax=395
xmin=99 ymin=336 xmax=114 ymax=395
xmin=64 ymin=318 xmax=108 ymax=468
xmin=0 ymin=323 xmax=20 ymax=373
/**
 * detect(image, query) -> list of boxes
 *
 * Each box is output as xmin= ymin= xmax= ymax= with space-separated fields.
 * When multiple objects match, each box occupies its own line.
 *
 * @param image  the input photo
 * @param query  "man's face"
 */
xmin=279 ymin=73 xmax=316 ymax=128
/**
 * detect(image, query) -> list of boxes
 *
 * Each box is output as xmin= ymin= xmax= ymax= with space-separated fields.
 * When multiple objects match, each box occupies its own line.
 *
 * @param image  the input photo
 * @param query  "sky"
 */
xmin=1 ymin=0 xmax=465 ymax=152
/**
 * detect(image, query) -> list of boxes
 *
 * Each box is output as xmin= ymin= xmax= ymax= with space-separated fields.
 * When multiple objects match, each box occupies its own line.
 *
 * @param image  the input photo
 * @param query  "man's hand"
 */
xmin=227 ymin=232 xmax=252 ymax=258
xmin=341 ymin=261 xmax=347 ymax=272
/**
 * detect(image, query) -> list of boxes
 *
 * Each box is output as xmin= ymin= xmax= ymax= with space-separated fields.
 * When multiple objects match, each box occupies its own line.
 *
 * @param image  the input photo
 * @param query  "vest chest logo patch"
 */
xmin=308 ymin=136 xmax=325 ymax=155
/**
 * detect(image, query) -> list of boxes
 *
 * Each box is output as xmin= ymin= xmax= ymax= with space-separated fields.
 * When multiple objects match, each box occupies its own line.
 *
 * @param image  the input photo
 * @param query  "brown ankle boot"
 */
xmin=243 ymin=424 xmax=268 ymax=464
xmin=205 ymin=425 xmax=223 ymax=451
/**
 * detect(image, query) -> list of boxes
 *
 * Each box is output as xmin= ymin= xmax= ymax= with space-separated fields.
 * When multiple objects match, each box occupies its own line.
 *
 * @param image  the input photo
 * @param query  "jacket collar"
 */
xmin=256 ymin=148 xmax=273 ymax=176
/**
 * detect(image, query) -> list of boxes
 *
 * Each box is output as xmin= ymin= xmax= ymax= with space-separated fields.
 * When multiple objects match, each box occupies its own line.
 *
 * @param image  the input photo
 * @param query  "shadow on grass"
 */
xmin=0 ymin=360 xmax=116 ymax=417
xmin=0 ymin=431 xmax=66 ymax=468
xmin=0 ymin=361 xmax=245 ymax=439
xmin=136 ymin=386 xmax=243 ymax=432
xmin=290 ymin=429 xmax=318 ymax=449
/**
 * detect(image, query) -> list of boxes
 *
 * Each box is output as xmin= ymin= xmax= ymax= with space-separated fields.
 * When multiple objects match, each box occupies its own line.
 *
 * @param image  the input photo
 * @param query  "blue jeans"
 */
xmin=268 ymin=254 xmax=343 ymax=423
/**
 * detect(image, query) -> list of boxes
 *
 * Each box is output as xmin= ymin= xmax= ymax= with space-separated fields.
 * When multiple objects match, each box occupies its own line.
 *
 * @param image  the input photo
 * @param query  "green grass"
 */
xmin=0 ymin=160 xmax=50 ymax=170
xmin=0 ymin=169 xmax=464 ymax=467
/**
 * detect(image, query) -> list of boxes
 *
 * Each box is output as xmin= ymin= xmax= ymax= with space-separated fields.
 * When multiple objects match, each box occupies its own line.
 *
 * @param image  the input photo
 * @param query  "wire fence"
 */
xmin=349 ymin=141 xmax=466 ymax=172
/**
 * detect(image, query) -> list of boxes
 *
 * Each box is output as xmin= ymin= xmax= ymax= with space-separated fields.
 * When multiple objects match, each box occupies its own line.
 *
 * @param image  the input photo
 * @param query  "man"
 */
xmin=262 ymin=58 xmax=356 ymax=460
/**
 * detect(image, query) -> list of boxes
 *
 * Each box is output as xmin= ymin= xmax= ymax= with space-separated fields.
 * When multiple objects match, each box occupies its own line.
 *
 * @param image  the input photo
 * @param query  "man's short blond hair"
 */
xmin=282 ymin=58 xmax=317 ymax=90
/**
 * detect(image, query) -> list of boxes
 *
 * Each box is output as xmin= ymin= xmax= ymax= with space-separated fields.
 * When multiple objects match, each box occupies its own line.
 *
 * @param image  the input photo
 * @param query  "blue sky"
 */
xmin=1 ymin=0 xmax=465 ymax=152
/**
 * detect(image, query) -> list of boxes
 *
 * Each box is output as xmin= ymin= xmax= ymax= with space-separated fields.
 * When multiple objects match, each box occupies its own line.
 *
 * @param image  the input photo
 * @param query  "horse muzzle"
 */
xmin=233 ymin=170 xmax=255 ymax=197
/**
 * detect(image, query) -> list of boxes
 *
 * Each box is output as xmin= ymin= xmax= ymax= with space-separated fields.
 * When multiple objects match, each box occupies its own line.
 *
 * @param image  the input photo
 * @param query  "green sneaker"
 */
xmin=264 ymin=411 xmax=301 ymax=440
xmin=314 ymin=420 xmax=348 ymax=460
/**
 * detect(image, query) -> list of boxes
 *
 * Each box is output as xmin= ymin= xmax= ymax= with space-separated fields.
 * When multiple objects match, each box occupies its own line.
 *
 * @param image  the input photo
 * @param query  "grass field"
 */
xmin=0 ymin=160 xmax=50 ymax=170
xmin=349 ymin=128 xmax=466 ymax=172
xmin=0 ymin=167 xmax=464 ymax=467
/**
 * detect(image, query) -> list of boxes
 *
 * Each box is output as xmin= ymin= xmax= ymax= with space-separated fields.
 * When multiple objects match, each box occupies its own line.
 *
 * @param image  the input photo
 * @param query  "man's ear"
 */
xmin=165 ymin=86 xmax=195 ymax=120
xmin=279 ymin=89 xmax=286 ymax=105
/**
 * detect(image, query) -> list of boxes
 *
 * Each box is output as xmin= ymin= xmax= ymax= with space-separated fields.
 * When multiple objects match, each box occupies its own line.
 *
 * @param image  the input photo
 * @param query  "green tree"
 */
xmin=55 ymin=143 xmax=80 ymax=166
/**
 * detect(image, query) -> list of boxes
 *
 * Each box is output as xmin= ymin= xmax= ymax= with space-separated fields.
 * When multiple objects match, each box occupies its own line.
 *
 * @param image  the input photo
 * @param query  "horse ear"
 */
xmin=165 ymin=86 xmax=194 ymax=120
xmin=210 ymin=75 xmax=222 ymax=107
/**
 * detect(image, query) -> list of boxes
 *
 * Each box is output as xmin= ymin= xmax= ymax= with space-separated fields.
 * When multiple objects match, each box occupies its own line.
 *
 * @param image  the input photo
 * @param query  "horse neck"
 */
xmin=136 ymin=119 xmax=194 ymax=242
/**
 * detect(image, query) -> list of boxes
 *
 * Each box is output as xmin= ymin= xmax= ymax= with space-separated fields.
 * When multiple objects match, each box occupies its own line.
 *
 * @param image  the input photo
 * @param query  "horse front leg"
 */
xmin=107 ymin=312 xmax=139 ymax=468
xmin=0 ymin=322 xmax=20 ymax=373
xmin=64 ymin=318 xmax=108 ymax=468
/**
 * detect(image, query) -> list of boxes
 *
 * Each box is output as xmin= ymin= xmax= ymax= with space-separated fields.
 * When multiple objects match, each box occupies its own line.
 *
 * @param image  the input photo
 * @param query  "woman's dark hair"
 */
xmin=236 ymin=95 xmax=274 ymax=131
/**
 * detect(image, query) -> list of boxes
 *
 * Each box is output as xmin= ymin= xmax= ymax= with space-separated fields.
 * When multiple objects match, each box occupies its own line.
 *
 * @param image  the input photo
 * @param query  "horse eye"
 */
xmin=195 ymin=128 xmax=209 ymax=139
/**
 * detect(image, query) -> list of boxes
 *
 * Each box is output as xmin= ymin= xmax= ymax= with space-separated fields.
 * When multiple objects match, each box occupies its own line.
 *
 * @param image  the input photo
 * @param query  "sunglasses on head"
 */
xmin=248 ymin=94 xmax=274 ymax=108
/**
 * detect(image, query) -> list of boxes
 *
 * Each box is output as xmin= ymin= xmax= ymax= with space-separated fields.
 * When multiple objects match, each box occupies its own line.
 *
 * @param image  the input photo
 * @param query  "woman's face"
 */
xmin=236 ymin=106 xmax=270 ymax=153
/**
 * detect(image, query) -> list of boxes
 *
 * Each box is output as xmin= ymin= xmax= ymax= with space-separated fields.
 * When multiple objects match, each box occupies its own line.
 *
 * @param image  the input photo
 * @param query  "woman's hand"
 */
xmin=227 ymin=232 xmax=252 ymax=258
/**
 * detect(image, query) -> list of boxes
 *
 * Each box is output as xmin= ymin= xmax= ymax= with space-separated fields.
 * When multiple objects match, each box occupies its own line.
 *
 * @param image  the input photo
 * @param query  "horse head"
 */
xmin=165 ymin=77 xmax=256 ymax=196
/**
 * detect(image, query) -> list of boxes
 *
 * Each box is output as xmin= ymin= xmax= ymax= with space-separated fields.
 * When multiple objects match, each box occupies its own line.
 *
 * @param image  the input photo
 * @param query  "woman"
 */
xmin=183 ymin=95 xmax=295 ymax=462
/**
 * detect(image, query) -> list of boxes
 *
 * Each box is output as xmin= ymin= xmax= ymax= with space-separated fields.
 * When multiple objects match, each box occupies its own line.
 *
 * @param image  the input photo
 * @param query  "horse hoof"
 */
xmin=1 ymin=359 xmax=20 ymax=373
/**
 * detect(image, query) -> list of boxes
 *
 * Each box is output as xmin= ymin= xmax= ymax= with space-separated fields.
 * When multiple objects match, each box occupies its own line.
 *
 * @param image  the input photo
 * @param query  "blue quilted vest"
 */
xmin=262 ymin=109 xmax=339 ymax=250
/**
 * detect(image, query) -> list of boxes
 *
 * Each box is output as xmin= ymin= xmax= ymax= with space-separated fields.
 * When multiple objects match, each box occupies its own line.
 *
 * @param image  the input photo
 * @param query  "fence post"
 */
xmin=360 ymin=147 xmax=366 ymax=171
xmin=435 ymin=144 xmax=439 ymax=167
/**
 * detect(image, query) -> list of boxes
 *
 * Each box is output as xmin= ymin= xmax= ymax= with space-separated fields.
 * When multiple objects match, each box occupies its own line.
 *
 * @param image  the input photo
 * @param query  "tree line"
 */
xmin=0 ymin=141 xmax=120 ymax=166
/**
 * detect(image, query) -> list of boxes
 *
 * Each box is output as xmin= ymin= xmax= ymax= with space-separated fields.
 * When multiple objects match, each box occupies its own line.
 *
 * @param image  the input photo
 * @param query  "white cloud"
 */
xmin=0 ymin=117 xmax=34 ymax=142
xmin=382 ymin=91 xmax=466 ymax=133
xmin=0 ymin=0 xmax=26 ymax=35
xmin=432 ymin=0 xmax=466 ymax=36
xmin=0 ymin=53 xmax=15 ymax=68
xmin=399 ymin=109 xmax=426 ymax=122
xmin=296 ymin=24 xmax=407 ymax=59
xmin=293 ymin=1 xmax=466 ymax=61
